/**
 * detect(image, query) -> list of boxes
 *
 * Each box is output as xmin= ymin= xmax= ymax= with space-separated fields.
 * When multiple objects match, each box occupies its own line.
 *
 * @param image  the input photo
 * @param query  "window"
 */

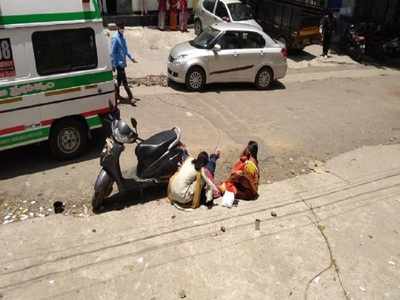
xmin=215 ymin=1 xmax=229 ymax=20
xmin=241 ymin=32 xmax=266 ymax=48
xmin=32 ymin=28 xmax=98 ymax=76
xmin=281 ymin=6 xmax=290 ymax=27
xmin=218 ymin=31 xmax=241 ymax=50
xmin=227 ymin=3 xmax=254 ymax=21
xmin=190 ymin=27 xmax=221 ymax=49
xmin=203 ymin=0 xmax=216 ymax=12
xmin=273 ymin=5 xmax=282 ymax=26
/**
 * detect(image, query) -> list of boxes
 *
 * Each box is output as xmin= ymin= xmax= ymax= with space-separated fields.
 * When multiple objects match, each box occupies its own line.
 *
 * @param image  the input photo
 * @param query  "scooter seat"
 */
xmin=135 ymin=129 xmax=177 ymax=160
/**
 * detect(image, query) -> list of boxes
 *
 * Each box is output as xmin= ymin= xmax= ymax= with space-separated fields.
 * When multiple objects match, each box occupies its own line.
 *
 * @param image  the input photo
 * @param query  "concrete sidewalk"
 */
xmin=1 ymin=144 xmax=400 ymax=299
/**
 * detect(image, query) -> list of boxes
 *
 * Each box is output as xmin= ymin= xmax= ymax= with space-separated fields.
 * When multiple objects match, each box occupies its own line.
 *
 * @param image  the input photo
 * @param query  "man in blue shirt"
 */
xmin=111 ymin=22 xmax=138 ymax=103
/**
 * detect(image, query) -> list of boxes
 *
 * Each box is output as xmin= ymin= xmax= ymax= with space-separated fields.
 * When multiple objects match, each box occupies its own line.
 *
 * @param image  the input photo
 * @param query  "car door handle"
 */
xmin=233 ymin=53 xmax=239 ymax=57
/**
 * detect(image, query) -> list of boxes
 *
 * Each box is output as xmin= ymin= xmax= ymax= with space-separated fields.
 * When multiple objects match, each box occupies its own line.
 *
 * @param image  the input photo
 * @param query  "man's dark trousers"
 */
xmin=322 ymin=33 xmax=332 ymax=56
xmin=116 ymin=66 xmax=133 ymax=99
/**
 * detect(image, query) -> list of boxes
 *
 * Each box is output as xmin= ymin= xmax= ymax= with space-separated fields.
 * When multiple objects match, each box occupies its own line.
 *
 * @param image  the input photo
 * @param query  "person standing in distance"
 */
xmin=111 ymin=22 xmax=138 ymax=104
xmin=320 ymin=11 xmax=336 ymax=58
xmin=158 ymin=0 xmax=167 ymax=30
xmin=178 ymin=0 xmax=188 ymax=32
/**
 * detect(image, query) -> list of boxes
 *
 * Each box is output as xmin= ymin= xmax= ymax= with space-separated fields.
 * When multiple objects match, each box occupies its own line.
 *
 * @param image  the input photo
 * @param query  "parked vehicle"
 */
xmin=341 ymin=24 xmax=366 ymax=61
xmin=0 ymin=0 xmax=115 ymax=160
xmin=92 ymin=104 xmax=185 ymax=210
xmin=194 ymin=0 xmax=262 ymax=35
xmin=382 ymin=37 xmax=400 ymax=58
xmin=254 ymin=0 xmax=322 ymax=50
xmin=357 ymin=23 xmax=400 ymax=62
xmin=168 ymin=23 xmax=287 ymax=91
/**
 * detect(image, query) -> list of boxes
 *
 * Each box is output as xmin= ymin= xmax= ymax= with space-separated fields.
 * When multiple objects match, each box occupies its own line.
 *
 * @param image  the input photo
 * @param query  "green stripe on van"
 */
xmin=0 ymin=0 xmax=101 ymax=26
xmin=86 ymin=115 xmax=103 ymax=128
xmin=0 ymin=71 xmax=113 ymax=101
xmin=0 ymin=12 xmax=101 ymax=26
xmin=0 ymin=127 xmax=50 ymax=148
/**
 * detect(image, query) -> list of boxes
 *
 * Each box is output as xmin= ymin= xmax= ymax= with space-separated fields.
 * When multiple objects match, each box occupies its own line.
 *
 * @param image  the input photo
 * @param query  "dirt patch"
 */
xmin=128 ymin=75 xmax=168 ymax=87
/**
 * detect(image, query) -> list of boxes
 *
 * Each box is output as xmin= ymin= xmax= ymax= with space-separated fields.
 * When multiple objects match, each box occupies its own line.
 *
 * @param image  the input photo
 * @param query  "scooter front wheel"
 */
xmin=92 ymin=169 xmax=114 ymax=211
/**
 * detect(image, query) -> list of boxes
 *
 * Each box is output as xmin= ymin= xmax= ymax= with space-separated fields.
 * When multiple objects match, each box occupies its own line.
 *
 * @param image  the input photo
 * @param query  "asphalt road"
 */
xmin=0 ymin=71 xmax=400 ymax=222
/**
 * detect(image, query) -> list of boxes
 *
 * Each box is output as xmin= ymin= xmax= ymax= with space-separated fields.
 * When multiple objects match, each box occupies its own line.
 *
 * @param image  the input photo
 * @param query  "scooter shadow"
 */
xmin=93 ymin=185 xmax=168 ymax=214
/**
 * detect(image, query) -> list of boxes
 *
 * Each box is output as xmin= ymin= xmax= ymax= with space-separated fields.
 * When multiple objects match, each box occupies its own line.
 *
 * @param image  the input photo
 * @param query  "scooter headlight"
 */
xmin=113 ymin=128 xmax=134 ymax=144
xmin=112 ymin=120 xmax=137 ymax=144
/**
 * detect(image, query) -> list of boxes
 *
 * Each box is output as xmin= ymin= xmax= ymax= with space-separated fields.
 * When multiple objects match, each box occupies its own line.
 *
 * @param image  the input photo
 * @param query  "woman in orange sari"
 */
xmin=220 ymin=141 xmax=260 ymax=200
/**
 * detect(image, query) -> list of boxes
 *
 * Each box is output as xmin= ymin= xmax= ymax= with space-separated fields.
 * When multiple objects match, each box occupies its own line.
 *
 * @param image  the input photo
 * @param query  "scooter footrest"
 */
xmin=131 ymin=174 xmax=158 ymax=184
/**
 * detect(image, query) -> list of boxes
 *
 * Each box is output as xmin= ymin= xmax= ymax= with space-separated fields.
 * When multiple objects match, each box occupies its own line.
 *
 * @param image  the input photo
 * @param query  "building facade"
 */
xmin=100 ymin=0 xmax=193 ymax=15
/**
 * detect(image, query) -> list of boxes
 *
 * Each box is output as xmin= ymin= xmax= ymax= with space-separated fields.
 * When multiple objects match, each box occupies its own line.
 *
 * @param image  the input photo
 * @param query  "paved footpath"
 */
xmin=1 ymin=144 xmax=400 ymax=299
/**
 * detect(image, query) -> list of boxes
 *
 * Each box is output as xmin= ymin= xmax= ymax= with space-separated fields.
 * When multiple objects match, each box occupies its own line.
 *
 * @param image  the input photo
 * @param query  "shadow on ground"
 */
xmin=330 ymin=45 xmax=400 ymax=70
xmin=0 ymin=129 xmax=107 ymax=180
xmin=94 ymin=185 xmax=168 ymax=214
xmin=288 ymin=49 xmax=317 ymax=62
xmin=168 ymin=80 xmax=286 ymax=93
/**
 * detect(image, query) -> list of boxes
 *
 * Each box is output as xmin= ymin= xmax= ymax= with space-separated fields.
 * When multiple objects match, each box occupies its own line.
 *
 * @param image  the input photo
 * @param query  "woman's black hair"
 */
xmin=247 ymin=141 xmax=258 ymax=161
xmin=192 ymin=151 xmax=209 ymax=171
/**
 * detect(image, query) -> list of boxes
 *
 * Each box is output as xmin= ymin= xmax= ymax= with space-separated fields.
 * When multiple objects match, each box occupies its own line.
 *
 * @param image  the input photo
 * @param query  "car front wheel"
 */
xmin=255 ymin=67 xmax=273 ymax=90
xmin=186 ymin=67 xmax=205 ymax=91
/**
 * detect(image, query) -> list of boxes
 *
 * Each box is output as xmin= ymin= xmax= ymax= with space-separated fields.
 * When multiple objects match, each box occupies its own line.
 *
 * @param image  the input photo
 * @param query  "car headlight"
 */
xmin=173 ymin=55 xmax=188 ymax=65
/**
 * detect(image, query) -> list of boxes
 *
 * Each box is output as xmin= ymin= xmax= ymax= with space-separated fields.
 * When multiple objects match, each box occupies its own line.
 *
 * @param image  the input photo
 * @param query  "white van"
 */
xmin=0 ymin=0 xmax=116 ymax=160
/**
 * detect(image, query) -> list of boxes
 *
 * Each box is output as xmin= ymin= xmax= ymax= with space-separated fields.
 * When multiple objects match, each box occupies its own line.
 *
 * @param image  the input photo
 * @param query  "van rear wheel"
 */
xmin=50 ymin=118 xmax=88 ymax=160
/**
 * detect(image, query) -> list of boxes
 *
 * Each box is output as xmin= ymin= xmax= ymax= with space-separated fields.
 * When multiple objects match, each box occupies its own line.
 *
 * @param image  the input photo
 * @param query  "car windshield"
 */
xmin=227 ymin=3 xmax=254 ymax=21
xmin=190 ymin=28 xmax=221 ymax=49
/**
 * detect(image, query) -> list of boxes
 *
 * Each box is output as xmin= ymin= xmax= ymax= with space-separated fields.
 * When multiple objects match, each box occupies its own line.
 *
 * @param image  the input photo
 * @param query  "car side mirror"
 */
xmin=130 ymin=118 xmax=137 ymax=129
xmin=213 ymin=44 xmax=222 ymax=52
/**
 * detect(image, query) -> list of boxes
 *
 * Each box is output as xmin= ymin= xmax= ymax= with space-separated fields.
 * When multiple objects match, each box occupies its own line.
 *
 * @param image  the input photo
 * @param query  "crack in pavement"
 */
xmin=301 ymin=195 xmax=350 ymax=300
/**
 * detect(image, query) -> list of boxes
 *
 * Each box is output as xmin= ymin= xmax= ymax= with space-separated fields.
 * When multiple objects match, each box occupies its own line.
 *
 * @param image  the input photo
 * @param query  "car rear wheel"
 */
xmin=255 ymin=67 xmax=273 ymax=90
xmin=194 ymin=19 xmax=202 ymax=35
xmin=186 ymin=67 xmax=205 ymax=91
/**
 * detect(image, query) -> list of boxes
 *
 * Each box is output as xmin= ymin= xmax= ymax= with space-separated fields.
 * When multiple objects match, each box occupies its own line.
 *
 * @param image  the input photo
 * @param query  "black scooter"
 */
xmin=92 ymin=105 xmax=185 ymax=210
xmin=342 ymin=24 xmax=366 ymax=62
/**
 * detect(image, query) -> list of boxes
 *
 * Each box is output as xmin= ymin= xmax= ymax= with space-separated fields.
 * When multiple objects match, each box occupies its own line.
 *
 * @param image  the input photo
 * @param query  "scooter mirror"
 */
xmin=131 ymin=118 xmax=138 ymax=129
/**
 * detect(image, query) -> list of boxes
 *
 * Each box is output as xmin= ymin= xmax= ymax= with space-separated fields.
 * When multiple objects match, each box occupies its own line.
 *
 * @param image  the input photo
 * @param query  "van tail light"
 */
xmin=281 ymin=48 xmax=288 ymax=58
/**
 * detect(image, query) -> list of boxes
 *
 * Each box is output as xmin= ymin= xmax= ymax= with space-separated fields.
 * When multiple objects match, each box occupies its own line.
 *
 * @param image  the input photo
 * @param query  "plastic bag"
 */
xmin=222 ymin=191 xmax=235 ymax=208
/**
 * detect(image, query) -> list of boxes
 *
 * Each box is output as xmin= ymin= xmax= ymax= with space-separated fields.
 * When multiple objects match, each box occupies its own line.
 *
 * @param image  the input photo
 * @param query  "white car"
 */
xmin=168 ymin=23 xmax=287 ymax=91
xmin=194 ymin=0 xmax=262 ymax=35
